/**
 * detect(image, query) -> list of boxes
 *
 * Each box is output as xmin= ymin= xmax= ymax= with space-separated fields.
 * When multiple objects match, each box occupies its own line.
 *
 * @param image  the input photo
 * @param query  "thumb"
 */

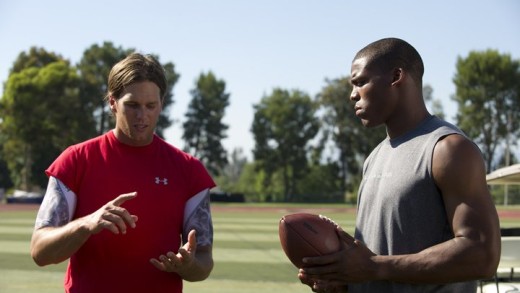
xmin=336 ymin=227 xmax=355 ymax=246
xmin=187 ymin=229 xmax=197 ymax=252
xmin=112 ymin=192 xmax=137 ymax=206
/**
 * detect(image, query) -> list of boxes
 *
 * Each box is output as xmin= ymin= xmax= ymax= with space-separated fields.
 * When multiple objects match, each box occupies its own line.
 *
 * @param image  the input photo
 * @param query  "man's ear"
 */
xmin=391 ymin=68 xmax=404 ymax=85
xmin=109 ymin=96 xmax=117 ymax=113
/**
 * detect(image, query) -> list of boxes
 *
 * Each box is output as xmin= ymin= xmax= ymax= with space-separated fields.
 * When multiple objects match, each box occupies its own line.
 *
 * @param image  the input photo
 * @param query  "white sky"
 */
xmin=1 ymin=0 xmax=519 ymax=160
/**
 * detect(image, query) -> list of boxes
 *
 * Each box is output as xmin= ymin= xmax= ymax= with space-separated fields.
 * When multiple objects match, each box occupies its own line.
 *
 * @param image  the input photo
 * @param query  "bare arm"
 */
xmin=300 ymin=134 xmax=501 ymax=287
xmin=30 ymin=177 xmax=138 ymax=266
xmin=363 ymin=135 xmax=500 ymax=283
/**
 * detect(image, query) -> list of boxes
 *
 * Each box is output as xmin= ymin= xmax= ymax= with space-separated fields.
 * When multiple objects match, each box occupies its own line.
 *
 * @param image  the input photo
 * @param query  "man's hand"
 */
xmin=85 ymin=192 xmax=138 ymax=235
xmin=150 ymin=229 xmax=198 ymax=274
xmin=299 ymin=228 xmax=376 ymax=286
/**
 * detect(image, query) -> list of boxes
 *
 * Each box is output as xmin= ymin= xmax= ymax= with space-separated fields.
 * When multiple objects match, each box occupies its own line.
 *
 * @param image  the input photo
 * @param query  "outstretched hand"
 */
xmin=84 ymin=192 xmax=138 ymax=235
xmin=150 ymin=229 xmax=198 ymax=275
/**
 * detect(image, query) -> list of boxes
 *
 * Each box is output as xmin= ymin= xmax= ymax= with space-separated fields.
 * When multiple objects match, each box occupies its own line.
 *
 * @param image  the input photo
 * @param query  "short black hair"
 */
xmin=354 ymin=38 xmax=424 ymax=84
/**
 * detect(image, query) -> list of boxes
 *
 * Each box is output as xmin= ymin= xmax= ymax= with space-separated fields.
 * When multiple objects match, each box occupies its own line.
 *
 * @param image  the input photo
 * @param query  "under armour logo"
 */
xmin=155 ymin=177 xmax=168 ymax=185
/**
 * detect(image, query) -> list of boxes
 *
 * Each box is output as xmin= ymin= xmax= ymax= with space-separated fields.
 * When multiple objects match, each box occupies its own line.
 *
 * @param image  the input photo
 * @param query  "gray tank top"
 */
xmin=350 ymin=115 xmax=477 ymax=293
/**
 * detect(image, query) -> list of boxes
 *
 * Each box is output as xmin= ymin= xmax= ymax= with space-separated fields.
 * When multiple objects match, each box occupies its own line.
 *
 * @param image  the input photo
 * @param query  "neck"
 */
xmin=386 ymin=106 xmax=430 ymax=139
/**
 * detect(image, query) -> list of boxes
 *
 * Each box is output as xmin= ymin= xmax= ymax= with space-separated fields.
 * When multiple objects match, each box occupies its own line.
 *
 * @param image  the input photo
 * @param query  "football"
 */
xmin=279 ymin=213 xmax=341 ymax=268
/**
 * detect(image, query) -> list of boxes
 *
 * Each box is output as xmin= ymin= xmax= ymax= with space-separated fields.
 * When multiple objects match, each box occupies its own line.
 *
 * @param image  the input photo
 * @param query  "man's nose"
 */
xmin=350 ymin=88 xmax=359 ymax=101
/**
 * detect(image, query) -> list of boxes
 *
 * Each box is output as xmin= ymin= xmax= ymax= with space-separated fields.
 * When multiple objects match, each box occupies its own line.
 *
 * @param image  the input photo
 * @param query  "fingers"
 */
xmin=177 ymin=233 xmax=196 ymax=263
xmin=112 ymin=191 xmax=137 ymax=206
xmin=150 ymin=256 xmax=179 ymax=272
xmin=87 ymin=192 xmax=138 ymax=235
xmin=303 ymin=252 xmax=336 ymax=266
xmin=100 ymin=208 xmax=137 ymax=234
xmin=150 ymin=232 xmax=198 ymax=274
xmin=150 ymin=249 xmax=192 ymax=273
xmin=109 ymin=192 xmax=138 ymax=233
xmin=312 ymin=280 xmax=348 ymax=293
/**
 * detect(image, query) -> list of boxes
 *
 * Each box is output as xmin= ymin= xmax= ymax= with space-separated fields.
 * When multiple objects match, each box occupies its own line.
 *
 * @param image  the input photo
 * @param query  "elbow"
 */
xmin=30 ymin=235 xmax=54 ymax=267
xmin=31 ymin=248 xmax=49 ymax=267
xmin=30 ymin=237 xmax=46 ymax=266
xmin=482 ymin=250 xmax=501 ymax=279
xmin=473 ymin=242 xmax=501 ymax=280
xmin=202 ymin=259 xmax=214 ymax=280
xmin=185 ymin=258 xmax=214 ymax=282
xmin=31 ymin=248 xmax=64 ymax=267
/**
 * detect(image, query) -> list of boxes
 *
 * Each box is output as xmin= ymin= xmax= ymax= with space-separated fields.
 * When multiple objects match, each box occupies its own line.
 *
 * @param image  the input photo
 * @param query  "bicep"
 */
xmin=432 ymin=134 xmax=499 ymax=238
xmin=35 ymin=176 xmax=77 ymax=229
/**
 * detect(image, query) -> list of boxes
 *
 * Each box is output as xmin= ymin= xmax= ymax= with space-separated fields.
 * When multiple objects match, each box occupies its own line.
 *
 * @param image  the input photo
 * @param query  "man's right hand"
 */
xmin=85 ymin=192 xmax=138 ymax=235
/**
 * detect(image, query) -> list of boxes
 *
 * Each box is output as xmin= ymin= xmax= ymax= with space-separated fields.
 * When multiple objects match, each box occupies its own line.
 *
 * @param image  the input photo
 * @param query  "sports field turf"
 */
xmin=0 ymin=203 xmax=518 ymax=292
xmin=0 ymin=203 xmax=357 ymax=293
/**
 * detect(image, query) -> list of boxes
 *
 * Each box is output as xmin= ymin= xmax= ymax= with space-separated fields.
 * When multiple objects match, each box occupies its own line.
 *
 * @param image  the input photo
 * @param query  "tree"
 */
xmin=77 ymin=42 xmax=179 ymax=137
xmin=423 ymin=84 xmax=445 ymax=120
xmin=318 ymin=77 xmax=386 ymax=194
xmin=452 ymin=50 xmax=520 ymax=171
xmin=215 ymin=148 xmax=247 ymax=192
xmin=0 ymin=137 xmax=13 ymax=190
xmin=77 ymin=42 xmax=132 ymax=136
xmin=9 ymin=47 xmax=62 ymax=74
xmin=0 ymin=59 xmax=88 ymax=190
xmin=183 ymin=71 xmax=229 ymax=175
xmin=251 ymin=88 xmax=320 ymax=201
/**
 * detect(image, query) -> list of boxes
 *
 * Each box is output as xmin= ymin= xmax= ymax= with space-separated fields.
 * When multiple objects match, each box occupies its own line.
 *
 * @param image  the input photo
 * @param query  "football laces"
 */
xmin=318 ymin=214 xmax=339 ymax=228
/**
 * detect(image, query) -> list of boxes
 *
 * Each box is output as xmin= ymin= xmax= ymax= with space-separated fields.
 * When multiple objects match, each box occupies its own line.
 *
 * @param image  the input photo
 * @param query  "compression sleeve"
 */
xmin=182 ymin=188 xmax=213 ymax=247
xmin=35 ymin=176 xmax=77 ymax=229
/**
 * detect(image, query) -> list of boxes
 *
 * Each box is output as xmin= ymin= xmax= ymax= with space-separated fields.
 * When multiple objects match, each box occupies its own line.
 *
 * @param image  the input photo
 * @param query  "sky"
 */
xmin=1 ymin=0 xmax=519 ymax=160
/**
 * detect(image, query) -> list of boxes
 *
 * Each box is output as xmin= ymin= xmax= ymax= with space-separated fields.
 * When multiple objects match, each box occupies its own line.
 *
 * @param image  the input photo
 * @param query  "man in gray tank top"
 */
xmin=299 ymin=38 xmax=501 ymax=293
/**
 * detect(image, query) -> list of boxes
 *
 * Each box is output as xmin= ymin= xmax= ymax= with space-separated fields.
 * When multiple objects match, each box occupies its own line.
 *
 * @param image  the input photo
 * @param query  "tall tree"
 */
xmin=77 ymin=42 xmax=131 ymax=136
xmin=183 ymin=71 xmax=229 ymax=175
xmin=77 ymin=42 xmax=179 ymax=137
xmin=0 ymin=60 xmax=88 ymax=190
xmin=318 ymin=77 xmax=386 ymax=193
xmin=251 ymin=88 xmax=320 ymax=201
xmin=452 ymin=50 xmax=520 ymax=171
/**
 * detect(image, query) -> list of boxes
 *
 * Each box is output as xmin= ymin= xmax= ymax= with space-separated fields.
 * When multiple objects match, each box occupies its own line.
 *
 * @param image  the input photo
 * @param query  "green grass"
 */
xmin=0 ymin=204 xmax=517 ymax=293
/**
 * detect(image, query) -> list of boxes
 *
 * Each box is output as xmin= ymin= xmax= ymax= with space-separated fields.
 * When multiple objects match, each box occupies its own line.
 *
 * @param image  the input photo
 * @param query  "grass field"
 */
xmin=0 ymin=203 xmax=518 ymax=293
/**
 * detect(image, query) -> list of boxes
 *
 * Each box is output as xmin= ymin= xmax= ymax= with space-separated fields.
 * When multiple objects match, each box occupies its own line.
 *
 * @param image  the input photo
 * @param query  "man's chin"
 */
xmin=127 ymin=133 xmax=154 ymax=146
xmin=361 ymin=119 xmax=383 ymax=128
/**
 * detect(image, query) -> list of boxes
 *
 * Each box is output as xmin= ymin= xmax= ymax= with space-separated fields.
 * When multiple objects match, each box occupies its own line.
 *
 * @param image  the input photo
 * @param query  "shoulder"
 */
xmin=69 ymin=132 xmax=109 ymax=152
xmin=432 ymin=134 xmax=487 ymax=191
xmin=434 ymin=134 xmax=481 ymax=166
xmin=154 ymin=135 xmax=202 ymax=164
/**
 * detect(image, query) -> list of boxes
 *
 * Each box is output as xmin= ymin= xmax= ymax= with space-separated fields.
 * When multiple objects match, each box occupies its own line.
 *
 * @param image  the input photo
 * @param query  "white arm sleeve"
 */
xmin=34 ymin=176 xmax=77 ymax=229
xmin=183 ymin=188 xmax=213 ymax=247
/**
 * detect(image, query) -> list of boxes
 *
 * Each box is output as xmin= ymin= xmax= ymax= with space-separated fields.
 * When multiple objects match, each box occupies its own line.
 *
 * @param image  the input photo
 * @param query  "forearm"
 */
xmin=375 ymin=236 xmax=498 ymax=283
xmin=30 ymin=218 xmax=91 ymax=266
xmin=180 ymin=248 xmax=214 ymax=282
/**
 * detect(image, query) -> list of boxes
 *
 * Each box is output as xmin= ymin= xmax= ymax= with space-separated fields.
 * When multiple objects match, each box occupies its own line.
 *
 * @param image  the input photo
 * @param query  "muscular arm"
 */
xmin=301 ymin=134 xmax=501 ymax=287
xmin=31 ymin=177 xmax=138 ymax=266
xmin=374 ymin=134 xmax=501 ymax=282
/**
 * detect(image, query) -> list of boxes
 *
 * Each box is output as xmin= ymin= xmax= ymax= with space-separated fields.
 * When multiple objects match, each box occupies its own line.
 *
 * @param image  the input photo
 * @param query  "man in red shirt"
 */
xmin=30 ymin=53 xmax=216 ymax=292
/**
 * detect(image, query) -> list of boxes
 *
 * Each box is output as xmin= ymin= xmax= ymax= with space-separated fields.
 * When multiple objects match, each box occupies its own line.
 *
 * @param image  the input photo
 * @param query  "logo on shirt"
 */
xmin=155 ymin=177 xmax=168 ymax=185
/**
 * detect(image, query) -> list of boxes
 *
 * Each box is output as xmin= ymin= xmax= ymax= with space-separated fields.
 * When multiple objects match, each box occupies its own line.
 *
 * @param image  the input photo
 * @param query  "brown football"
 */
xmin=279 ymin=213 xmax=341 ymax=268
